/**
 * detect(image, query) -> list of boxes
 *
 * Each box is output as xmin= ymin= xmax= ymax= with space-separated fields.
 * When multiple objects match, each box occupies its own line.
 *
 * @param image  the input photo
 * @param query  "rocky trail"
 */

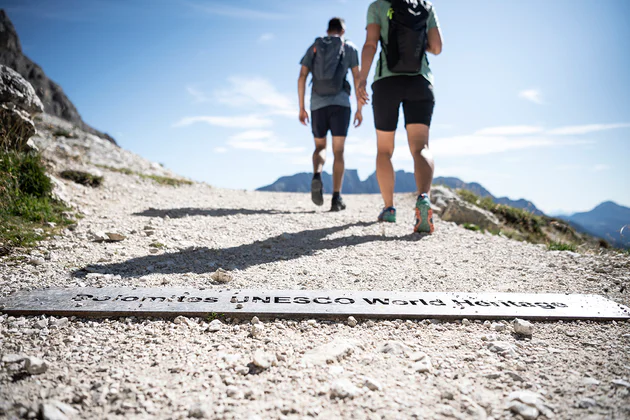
xmin=1 ymin=119 xmax=630 ymax=419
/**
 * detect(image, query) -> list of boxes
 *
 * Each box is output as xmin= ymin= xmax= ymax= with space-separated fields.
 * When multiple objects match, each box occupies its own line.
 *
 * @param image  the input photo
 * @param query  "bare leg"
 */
xmin=376 ymin=130 xmax=396 ymax=208
xmin=312 ymin=137 xmax=327 ymax=174
xmin=331 ymin=136 xmax=346 ymax=193
xmin=406 ymin=124 xmax=434 ymax=195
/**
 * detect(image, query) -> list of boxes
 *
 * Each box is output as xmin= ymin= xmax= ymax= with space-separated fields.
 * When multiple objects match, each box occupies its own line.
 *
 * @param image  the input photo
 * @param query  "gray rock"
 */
xmin=24 ymin=356 xmax=48 ymax=375
xmin=347 ymin=316 xmax=358 ymax=327
xmin=303 ymin=339 xmax=357 ymax=365
xmin=487 ymin=341 xmax=517 ymax=357
xmin=492 ymin=322 xmax=506 ymax=332
xmin=330 ymin=378 xmax=361 ymax=399
xmin=513 ymin=319 xmax=534 ymax=336
xmin=251 ymin=316 xmax=260 ymax=324
xmin=206 ymin=319 xmax=222 ymax=332
xmin=211 ymin=268 xmax=233 ymax=283
xmin=578 ymin=398 xmax=597 ymax=409
xmin=430 ymin=185 xmax=461 ymax=214
xmin=612 ymin=379 xmax=630 ymax=388
xmin=49 ymin=317 xmax=69 ymax=329
xmin=188 ymin=404 xmax=209 ymax=419
xmin=252 ymin=350 xmax=276 ymax=369
xmin=39 ymin=401 xmax=77 ymax=420
xmin=364 ymin=377 xmax=382 ymax=391
xmin=1 ymin=353 xmax=25 ymax=363
xmin=0 ymin=64 xmax=43 ymax=114
xmin=505 ymin=391 xmax=554 ymax=420
xmin=378 ymin=341 xmax=410 ymax=355
xmin=441 ymin=200 xmax=500 ymax=231
xmin=250 ymin=323 xmax=265 ymax=338
xmin=0 ymin=103 xmax=36 ymax=151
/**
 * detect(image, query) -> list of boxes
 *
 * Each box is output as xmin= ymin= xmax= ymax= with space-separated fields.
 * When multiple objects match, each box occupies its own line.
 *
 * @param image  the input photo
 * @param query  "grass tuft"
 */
xmin=96 ymin=165 xmax=192 ymax=186
xmin=547 ymin=241 xmax=577 ymax=252
xmin=60 ymin=170 xmax=103 ymax=187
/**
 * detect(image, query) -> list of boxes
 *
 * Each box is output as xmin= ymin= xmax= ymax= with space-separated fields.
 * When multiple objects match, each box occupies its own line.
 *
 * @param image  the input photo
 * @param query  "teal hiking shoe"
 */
xmin=414 ymin=193 xmax=434 ymax=234
xmin=378 ymin=206 xmax=396 ymax=223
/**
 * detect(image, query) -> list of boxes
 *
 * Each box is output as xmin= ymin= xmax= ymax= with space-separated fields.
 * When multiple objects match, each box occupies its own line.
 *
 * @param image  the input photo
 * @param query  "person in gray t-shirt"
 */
xmin=298 ymin=17 xmax=362 ymax=212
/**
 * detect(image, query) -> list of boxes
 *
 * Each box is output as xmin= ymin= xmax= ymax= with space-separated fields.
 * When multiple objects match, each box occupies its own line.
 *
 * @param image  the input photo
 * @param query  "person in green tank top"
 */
xmin=357 ymin=0 xmax=443 ymax=234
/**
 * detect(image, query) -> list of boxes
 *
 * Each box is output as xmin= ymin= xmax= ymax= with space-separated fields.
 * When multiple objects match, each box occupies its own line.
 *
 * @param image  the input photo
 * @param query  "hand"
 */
xmin=353 ymin=110 xmax=363 ymax=128
xmin=299 ymin=108 xmax=310 ymax=126
xmin=357 ymin=79 xmax=369 ymax=106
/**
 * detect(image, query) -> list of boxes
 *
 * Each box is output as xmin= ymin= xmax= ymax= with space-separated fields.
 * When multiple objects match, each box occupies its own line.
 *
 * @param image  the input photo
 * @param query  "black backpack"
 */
xmin=383 ymin=0 xmax=431 ymax=74
xmin=311 ymin=36 xmax=347 ymax=95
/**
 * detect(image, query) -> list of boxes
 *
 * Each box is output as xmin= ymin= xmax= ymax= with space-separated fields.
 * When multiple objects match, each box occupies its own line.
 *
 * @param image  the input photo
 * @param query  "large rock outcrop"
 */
xmin=0 ymin=9 xmax=116 ymax=145
xmin=0 ymin=64 xmax=43 ymax=151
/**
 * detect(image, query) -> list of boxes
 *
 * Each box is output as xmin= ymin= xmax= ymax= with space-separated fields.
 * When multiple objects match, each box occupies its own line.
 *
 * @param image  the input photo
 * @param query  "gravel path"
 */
xmin=1 ymin=131 xmax=630 ymax=419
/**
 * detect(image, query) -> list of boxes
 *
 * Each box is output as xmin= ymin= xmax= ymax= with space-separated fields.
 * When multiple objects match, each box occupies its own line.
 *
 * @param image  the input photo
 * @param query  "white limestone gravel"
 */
xmin=1 ymin=120 xmax=629 ymax=419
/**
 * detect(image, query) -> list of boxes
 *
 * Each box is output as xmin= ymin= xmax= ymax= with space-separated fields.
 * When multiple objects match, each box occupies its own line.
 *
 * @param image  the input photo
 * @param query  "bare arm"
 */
xmin=426 ymin=27 xmax=443 ymax=55
xmin=297 ymin=65 xmax=310 ymax=125
xmin=351 ymin=66 xmax=363 ymax=127
xmin=358 ymin=23 xmax=380 ymax=105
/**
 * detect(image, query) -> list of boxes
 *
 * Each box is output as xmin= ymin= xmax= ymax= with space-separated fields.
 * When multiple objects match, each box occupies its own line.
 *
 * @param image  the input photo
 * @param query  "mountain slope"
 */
xmin=258 ymin=170 xmax=545 ymax=215
xmin=561 ymin=201 xmax=630 ymax=247
xmin=0 ymin=9 xmax=115 ymax=143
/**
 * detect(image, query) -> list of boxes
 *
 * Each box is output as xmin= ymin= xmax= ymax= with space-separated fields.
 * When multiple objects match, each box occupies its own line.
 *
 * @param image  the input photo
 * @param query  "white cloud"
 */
xmin=216 ymin=76 xmax=295 ymax=117
xmin=214 ymin=147 xmax=228 ymax=154
xmin=172 ymin=115 xmax=273 ymax=128
xmin=258 ymin=33 xmax=275 ymax=43
xmin=475 ymin=125 xmax=544 ymax=136
xmin=519 ymin=89 xmax=543 ymax=104
xmin=547 ymin=123 xmax=630 ymax=135
xmin=431 ymin=136 xmax=589 ymax=157
xmin=187 ymin=3 xmax=286 ymax=20
xmin=186 ymin=86 xmax=209 ymax=103
xmin=227 ymin=130 xmax=304 ymax=154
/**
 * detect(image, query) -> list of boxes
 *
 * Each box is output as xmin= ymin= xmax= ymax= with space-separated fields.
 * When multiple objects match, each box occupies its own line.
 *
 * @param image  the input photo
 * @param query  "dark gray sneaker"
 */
xmin=330 ymin=196 xmax=346 ymax=212
xmin=311 ymin=177 xmax=324 ymax=206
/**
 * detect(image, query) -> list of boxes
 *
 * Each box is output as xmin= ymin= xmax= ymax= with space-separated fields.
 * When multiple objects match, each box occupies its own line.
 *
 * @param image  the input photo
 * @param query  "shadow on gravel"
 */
xmin=133 ymin=207 xmax=316 ymax=219
xmin=75 ymin=221 xmax=426 ymax=277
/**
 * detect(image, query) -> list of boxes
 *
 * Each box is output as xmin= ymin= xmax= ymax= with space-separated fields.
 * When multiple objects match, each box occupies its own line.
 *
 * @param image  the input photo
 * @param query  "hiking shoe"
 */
xmin=414 ymin=194 xmax=434 ymax=234
xmin=330 ymin=196 xmax=346 ymax=212
xmin=378 ymin=206 xmax=396 ymax=223
xmin=311 ymin=177 xmax=324 ymax=206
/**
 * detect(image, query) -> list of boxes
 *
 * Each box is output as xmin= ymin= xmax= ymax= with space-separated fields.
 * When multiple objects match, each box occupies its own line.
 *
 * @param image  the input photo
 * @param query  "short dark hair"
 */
xmin=328 ymin=17 xmax=345 ymax=34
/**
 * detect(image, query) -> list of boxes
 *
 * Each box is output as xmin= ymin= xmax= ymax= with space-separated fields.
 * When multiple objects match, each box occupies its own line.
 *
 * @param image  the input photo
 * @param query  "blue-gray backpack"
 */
xmin=383 ymin=0 xmax=431 ymax=74
xmin=311 ymin=36 xmax=346 ymax=96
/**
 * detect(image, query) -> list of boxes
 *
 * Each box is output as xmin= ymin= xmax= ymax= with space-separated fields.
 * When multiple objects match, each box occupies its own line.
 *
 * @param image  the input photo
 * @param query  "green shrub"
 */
xmin=463 ymin=223 xmax=481 ymax=232
xmin=548 ymin=241 xmax=577 ymax=252
xmin=0 ymin=150 xmax=72 ymax=249
xmin=60 ymin=170 xmax=103 ymax=187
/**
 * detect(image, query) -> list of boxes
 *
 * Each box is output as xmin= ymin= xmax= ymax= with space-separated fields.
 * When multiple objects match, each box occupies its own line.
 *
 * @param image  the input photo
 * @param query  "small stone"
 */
xmin=174 ymin=316 xmax=189 ymax=325
xmin=226 ymin=385 xmax=243 ymax=399
xmin=330 ymin=378 xmax=361 ymax=399
xmin=462 ymin=318 xmax=471 ymax=325
xmin=28 ymin=258 xmax=45 ymax=266
xmin=206 ymin=319 xmax=222 ymax=332
xmin=578 ymin=398 xmax=597 ymax=409
xmin=365 ymin=320 xmax=375 ymax=327
xmin=612 ymin=379 xmax=630 ymax=388
xmin=188 ymin=404 xmax=209 ymax=419
xmin=487 ymin=341 xmax=517 ymax=357
xmin=582 ymin=377 xmax=600 ymax=387
xmin=235 ymin=366 xmax=249 ymax=375
xmin=364 ymin=377 xmax=382 ymax=391
xmin=303 ymin=339 xmax=356 ymax=365
xmin=506 ymin=371 xmax=525 ymax=382
xmin=91 ymin=231 xmax=109 ymax=242
xmin=492 ymin=322 xmax=506 ymax=332
xmin=210 ymin=268 xmax=233 ymax=283
xmin=252 ymin=350 xmax=276 ymax=369
xmin=105 ymin=232 xmax=126 ymax=242
xmin=513 ymin=319 xmax=534 ymax=336
xmin=413 ymin=355 xmax=432 ymax=373
xmin=49 ymin=318 xmax=69 ymax=329
xmin=25 ymin=356 xmax=48 ymax=375
xmin=506 ymin=391 xmax=554 ymax=420
xmin=2 ymin=354 xmax=25 ymax=363
xmin=236 ymin=303 xmax=243 ymax=309
xmin=250 ymin=323 xmax=265 ymax=338
xmin=35 ymin=319 xmax=49 ymax=329
xmin=251 ymin=316 xmax=260 ymax=324
xmin=378 ymin=341 xmax=410 ymax=355
xmin=347 ymin=316 xmax=358 ymax=327
xmin=508 ymin=401 xmax=539 ymax=420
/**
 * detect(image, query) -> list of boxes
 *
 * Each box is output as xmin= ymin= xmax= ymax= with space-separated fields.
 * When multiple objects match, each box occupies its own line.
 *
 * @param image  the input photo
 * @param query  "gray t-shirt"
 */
xmin=300 ymin=37 xmax=359 ymax=111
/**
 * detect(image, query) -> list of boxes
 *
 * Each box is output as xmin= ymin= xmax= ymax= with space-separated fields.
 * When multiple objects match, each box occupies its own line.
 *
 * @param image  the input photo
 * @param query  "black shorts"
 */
xmin=311 ymin=105 xmax=351 ymax=138
xmin=372 ymin=75 xmax=435 ymax=131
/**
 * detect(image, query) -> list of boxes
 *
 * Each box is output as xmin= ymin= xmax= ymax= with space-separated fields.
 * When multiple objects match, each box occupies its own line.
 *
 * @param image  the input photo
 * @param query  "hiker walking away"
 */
xmin=357 ymin=0 xmax=442 ymax=233
xmin=298 ymin=17 xmax=362 ymax=212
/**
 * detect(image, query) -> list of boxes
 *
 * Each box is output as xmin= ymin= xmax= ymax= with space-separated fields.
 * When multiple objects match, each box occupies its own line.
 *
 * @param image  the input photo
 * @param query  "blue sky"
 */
xmin=5 ymin=0 xmax=630 ymax=214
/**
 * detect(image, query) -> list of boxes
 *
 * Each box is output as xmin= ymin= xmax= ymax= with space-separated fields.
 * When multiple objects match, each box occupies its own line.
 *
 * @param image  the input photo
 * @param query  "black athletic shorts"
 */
xmin=372 ymin=75 xmax=435 ymax=131
xmin=311 ymin=105 xmax=351 ymax=138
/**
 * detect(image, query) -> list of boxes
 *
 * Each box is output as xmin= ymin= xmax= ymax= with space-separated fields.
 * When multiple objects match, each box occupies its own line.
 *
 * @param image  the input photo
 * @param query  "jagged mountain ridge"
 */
xmin=0 ymin=9 xmax=115 ymax=144
xmin=258 ymin=170 xmax=544 ymax=215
